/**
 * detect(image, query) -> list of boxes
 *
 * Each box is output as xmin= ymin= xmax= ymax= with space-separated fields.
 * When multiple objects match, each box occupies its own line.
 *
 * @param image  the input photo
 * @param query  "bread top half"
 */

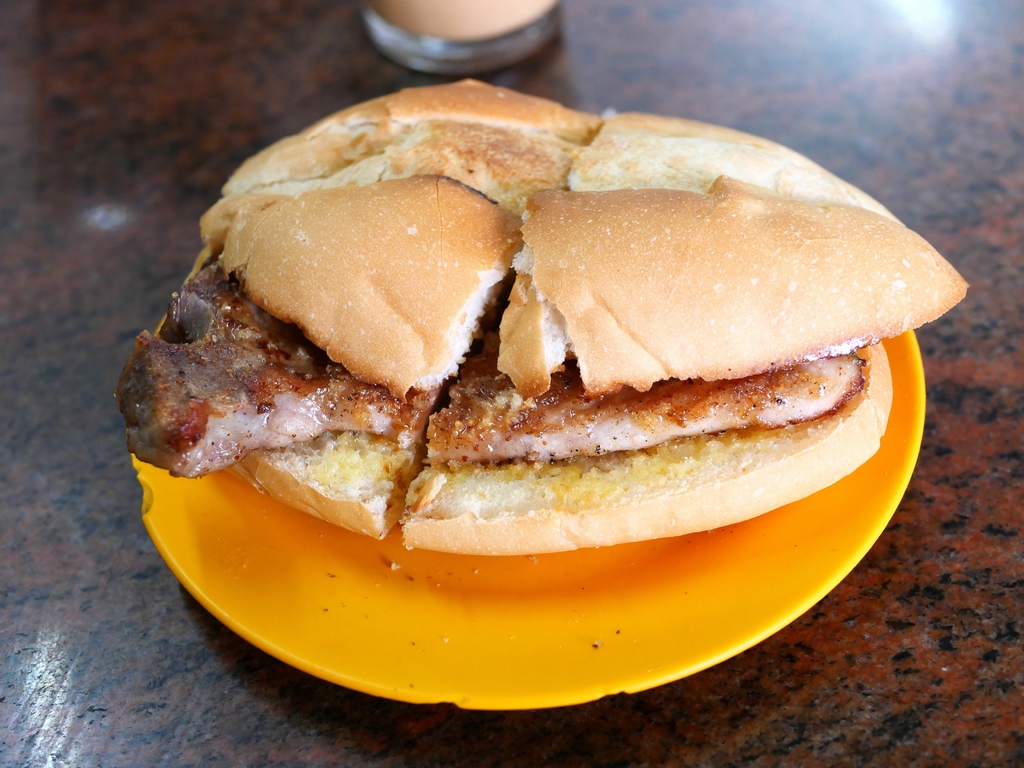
xmin=197 ymin=80 xmax=967 ymax=398
xmin=500 ymin=178 xmax=966 ymax=396
xmin=202 ymin=176 xmax=521 ymax=398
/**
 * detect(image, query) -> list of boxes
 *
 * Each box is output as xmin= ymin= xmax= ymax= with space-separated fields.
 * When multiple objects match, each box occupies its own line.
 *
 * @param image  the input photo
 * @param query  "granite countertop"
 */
xmin=2 ymin=1 xmax=1021 ymax=765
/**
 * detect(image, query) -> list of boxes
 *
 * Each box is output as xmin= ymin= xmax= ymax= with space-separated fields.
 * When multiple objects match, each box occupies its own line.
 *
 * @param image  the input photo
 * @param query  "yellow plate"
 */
xmin=139 ymin=332 xmax=925 ymax=710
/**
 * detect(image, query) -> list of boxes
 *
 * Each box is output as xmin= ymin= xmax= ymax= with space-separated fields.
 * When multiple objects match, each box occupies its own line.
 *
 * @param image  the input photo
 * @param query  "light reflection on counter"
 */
xmin=16 ymin=628 xmax=85 ymax=768
xmin=883 ymin=0 xmax=954 ymax=42
xmin=80 ymin=203 xmax=131 ymax=232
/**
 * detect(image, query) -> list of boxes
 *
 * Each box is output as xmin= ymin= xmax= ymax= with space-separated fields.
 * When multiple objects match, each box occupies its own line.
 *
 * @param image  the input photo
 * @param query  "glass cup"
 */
xmin=362 ymin=0 xmax=560 ymax=75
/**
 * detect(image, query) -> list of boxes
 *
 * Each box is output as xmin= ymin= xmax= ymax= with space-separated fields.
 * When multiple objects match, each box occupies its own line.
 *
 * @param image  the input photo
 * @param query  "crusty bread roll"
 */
xmin=403 ymin=344 xmax=893 ymax=555
xmin=498 ymin=178 xmax=968 ymax=397
xmin=118 ymin=81 xmax=967 ymax=551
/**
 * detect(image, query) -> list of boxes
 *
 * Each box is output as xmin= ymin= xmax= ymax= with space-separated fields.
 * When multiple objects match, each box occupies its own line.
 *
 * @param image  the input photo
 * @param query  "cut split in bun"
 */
xmin=499 ymin=178 xmax=968 ymax=397
xmin=403 ymin=344 xmax=893 ymax=555
xmin=201 ymin=176 xmax=521 ymax=398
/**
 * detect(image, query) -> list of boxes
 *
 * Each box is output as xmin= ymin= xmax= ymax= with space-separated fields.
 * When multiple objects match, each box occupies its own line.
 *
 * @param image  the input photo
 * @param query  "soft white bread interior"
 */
xmin=403 ymin=343 xmax=893 ymax=555
xmin=200 ymin=176 xmax=521 ymax=397
xmin=570 ymin=112 xmax=895 ymax=219
xmin=221 ymin=79 xmax=601 ymax=215
xmin=232 ymin=432 xmax=421 ymax=539
xmin=499 ymin=178 xmax=968 ymax=397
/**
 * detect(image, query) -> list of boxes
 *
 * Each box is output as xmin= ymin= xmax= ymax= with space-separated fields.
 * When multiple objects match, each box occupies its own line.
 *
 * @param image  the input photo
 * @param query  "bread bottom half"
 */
xmin=231 ymin=431 xmax=421 ymax=539
xmin=225 ymin=344 xmax=891 ymax=554
xmin=401 ymin=344 xmax=893 ymax=555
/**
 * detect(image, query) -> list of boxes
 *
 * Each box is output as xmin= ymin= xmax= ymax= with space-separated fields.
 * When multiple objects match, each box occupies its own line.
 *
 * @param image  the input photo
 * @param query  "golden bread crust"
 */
xmin=571 ymin=112 xmax=895 ymax=218
xmin=221 ymin=80 xmax=600 ymax=214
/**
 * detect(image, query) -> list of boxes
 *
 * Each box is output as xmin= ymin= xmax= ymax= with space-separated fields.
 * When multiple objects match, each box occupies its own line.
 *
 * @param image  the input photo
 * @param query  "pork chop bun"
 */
xmin=115 ymin=80 xmax=967 ymax=553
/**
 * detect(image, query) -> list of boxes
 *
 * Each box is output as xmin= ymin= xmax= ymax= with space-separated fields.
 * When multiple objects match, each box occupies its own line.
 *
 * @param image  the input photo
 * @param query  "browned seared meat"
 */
xmin=116 ymin=260 xmax=437 ymax=477
xmin=428 ymin=339 xmax=864 ymax=465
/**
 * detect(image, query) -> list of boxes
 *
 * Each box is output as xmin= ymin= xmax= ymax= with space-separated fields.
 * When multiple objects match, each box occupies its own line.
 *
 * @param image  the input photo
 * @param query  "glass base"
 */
xmin=362 ymin=5 xmax=560 ymax=75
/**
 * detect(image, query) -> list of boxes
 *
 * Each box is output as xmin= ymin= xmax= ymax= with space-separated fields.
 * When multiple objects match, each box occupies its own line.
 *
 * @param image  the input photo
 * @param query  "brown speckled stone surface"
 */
xmin=2 ymin=1 xmax=1021 ymax=765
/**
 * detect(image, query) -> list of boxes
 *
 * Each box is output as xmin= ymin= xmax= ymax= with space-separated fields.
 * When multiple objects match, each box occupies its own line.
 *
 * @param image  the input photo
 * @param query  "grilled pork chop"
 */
xmin=428 ymin=338 xmax=865 ymax=465
xmin=116 ymin=260 xmax=437 ymax=478
xmin=117 ymin=264 xmax=865 ymax=479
